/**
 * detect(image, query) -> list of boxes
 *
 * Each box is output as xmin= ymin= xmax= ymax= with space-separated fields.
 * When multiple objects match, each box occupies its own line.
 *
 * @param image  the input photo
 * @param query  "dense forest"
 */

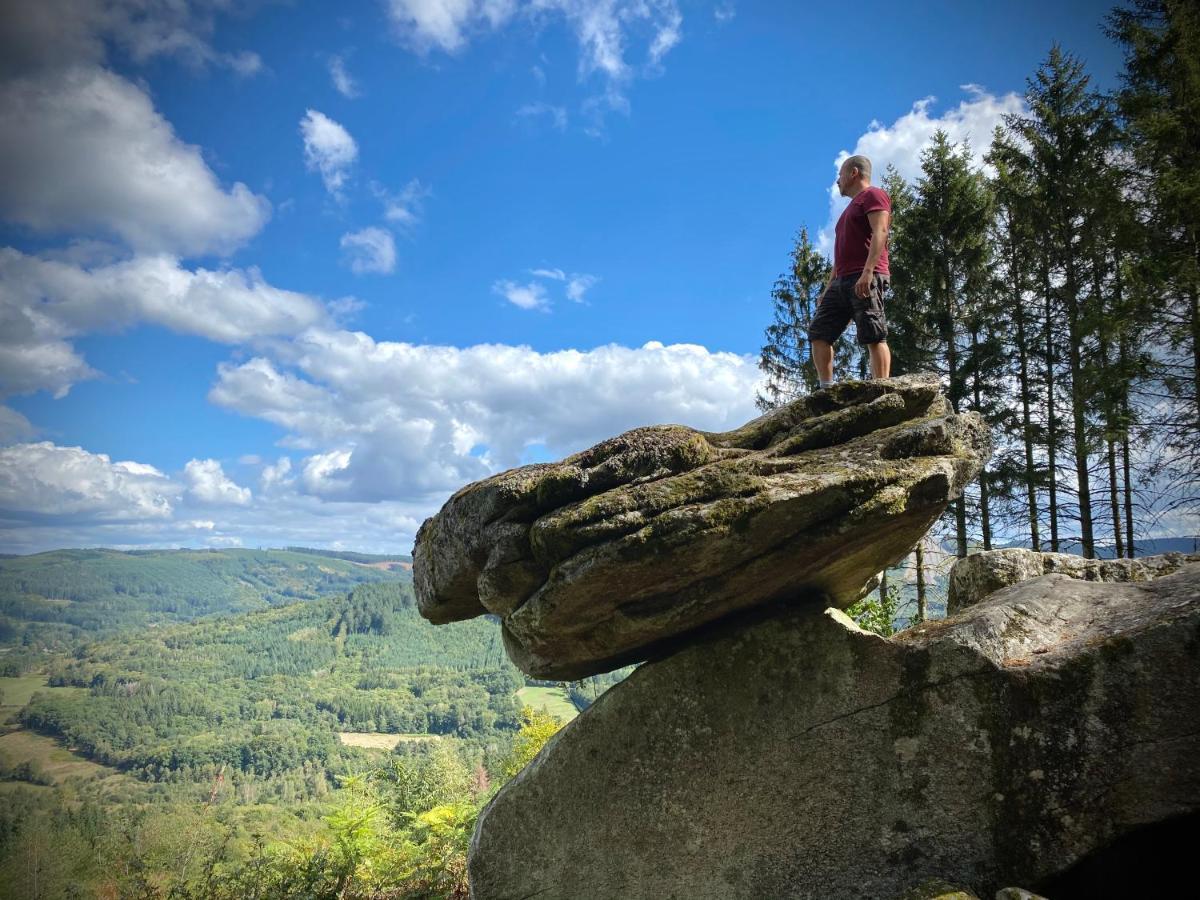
xmin=0 ymin=547 xmax=409 ymax=657
xmin=760 ymin=1 xmax=1199 ymax=566
xmin=0 ymin=562 xmax=609 ymax=897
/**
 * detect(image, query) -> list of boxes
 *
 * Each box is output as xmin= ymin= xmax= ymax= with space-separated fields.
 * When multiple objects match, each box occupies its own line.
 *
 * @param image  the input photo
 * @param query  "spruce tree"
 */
xmin=1108 ymin=0 xmax=1200 ymax=518
xmin=997 ymin=46 xmax=1118 ymax=557
xmin=887 ymin=132 xmax=994 ymax=557
xmin=756 ymin=227 xmax=832 ymax=410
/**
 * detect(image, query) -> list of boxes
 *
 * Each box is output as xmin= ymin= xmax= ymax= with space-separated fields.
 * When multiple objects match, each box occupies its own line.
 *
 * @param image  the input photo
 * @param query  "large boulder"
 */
xmin=469 ymin=564 xmax=1200 ymax=899
xmin=947 ymin=548 xmax=1199 ymax=614
xmin=414 ymin=375 xmax=989 ymax=679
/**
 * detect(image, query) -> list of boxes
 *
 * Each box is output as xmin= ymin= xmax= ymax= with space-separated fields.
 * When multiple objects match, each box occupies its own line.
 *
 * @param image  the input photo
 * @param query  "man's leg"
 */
xmin=869 ymin=341 xmax=891 ymax=379
xmin=812 ymin=339 xmax=834 ymax=385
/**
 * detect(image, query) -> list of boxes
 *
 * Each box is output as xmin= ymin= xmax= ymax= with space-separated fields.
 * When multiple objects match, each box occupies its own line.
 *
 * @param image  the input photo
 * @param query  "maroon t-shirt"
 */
xmin=834 ymin=185 xmax=891 ymax=277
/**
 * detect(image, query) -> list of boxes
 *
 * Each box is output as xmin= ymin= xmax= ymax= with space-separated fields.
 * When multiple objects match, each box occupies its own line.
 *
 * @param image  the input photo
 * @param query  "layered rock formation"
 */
xmin=414 ymin=375 xmax=989 ymax=679
xmin=469 ymin=563 xmax=1200 ymax=900
xmin=947 ymin=547 xmax=1200 ymax=613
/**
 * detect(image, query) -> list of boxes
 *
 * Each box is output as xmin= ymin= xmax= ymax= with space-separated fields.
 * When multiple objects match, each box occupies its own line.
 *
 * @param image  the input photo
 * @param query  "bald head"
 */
xmin=837 ymin=155 xmax=873 ymax=198
xmin=844 ymin=155 xmax=872 ymax=181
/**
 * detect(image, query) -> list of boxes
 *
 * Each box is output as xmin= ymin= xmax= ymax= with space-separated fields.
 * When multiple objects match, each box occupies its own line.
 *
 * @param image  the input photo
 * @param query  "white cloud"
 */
xmin=713 ymin=2 xmax=735 ymax=23
xmin=260 ymin=456 xmax=294 ymax=490
xmin=514 ymin=267 xmax=597 ymax=304
xmin=301 ymin=449 xmax=354 ymax=495
xmin=565 ymin=273 xmax=598 ymax=302
xmin=517 ymin=101 xmax=568 ymax=130
xmin=0 ymin=0 xmax=265 ymax=78
xmin=384 ymin=1 xmax=683 ymax=127
xmin=184 ymin=458 xmax=252 ymax=506
xmin=384 ymin=0 xmax=492 ymax=52
xmin=647 ymin=6 xmax=682 ymax=66
xmin=209 ymin=330 xmax=764 ymax=503
xmin=0 ymin=406 xmax=35 ymax=443
xmin=1 ymin=248 xmax=328 ymax=343
xmin=818 ymin=86 xmax=1026 ymax=254
xmin=0 ymin=66 xmax=270 ymax=256
xmin=340 ymin=228 xmax=397 ymax=275
xmin=328 ymin=55 xmax=360 ymax=98
xmin=300 ymin=109 xmax=358 ymax=197
xmin=376 ymin=178 xmax=430 ymax=226
xmin=493 ymin=279 xmax=550 ymax=310
xmin=0 ymin=249 xmax=330 ymax=397
xmin=0 ymin=442 xmax=178 ymax=520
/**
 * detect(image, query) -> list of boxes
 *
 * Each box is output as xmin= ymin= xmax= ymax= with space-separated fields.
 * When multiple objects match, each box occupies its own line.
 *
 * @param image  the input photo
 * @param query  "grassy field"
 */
xmin=337 ymin=732 xmax=443 ymax=750
xmin=516 ymin=686 xmax=578 ymax=723
xmin=0 ymin=675 xmax=53 ymax=711
xmin=0 ymin=728 xmax=116 ymax=783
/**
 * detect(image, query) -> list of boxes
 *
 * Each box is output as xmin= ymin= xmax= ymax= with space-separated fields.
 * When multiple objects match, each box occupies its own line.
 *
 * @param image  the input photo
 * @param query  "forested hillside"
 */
xmin=0 ymin=547 xmax=408 ymax=655
xmin=18 ymin=580 xmax=522 ymax=780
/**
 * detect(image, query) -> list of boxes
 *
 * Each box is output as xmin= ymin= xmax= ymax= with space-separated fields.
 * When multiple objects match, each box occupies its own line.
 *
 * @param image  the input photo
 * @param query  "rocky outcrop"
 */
xmin=414 ymin=375 xmax=989 ymax=679
xmin=469 ymin=564 xmax=1200 ymax=900
xmin=947 ymin=548 xmax=1199 ymax=614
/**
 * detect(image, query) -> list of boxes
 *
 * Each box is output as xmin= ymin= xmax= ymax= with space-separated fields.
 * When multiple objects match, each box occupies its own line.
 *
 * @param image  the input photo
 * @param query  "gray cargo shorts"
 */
xmin=807 ymin=272 xmax=889 ymax=346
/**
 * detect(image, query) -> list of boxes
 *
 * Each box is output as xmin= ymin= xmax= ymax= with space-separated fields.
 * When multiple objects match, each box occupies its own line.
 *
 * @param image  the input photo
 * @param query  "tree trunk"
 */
xmin=970 ymin=326 xmax=992 ymax=550
xmin=1107 ymin=435 xmax=1123 ymax=559
xmin=1191 ymin=287 xmax=1200 ymax=428
xmin=1043 ymin=260 xmax=1060 ymax=552
xmin=915 ymin=541 xmax=926 ymax=624
xmin=1065 ymin=267 xmax=1095 ymax=559
xmin=1014 ymin=289 xmax=1041 ymax=550
xmin=1122 ymin=397 xmax=1135 ymax=559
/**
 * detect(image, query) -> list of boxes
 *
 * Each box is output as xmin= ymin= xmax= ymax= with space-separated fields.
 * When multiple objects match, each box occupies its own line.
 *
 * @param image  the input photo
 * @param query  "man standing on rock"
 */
xmin=808 ymin=154 xmax=892 ymax=387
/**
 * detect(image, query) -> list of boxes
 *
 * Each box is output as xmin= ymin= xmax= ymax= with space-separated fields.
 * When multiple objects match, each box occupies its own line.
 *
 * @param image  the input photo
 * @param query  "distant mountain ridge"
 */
xmin=0 ymin=547 xmax=409 ymax=657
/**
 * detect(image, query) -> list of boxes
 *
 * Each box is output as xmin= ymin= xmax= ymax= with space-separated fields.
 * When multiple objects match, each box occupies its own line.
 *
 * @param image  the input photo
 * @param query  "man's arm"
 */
xmin=854 ymin=209 xmax=890 ymax=298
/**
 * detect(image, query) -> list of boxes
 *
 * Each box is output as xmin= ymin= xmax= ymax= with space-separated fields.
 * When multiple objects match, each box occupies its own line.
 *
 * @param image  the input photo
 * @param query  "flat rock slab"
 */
xmin=947 ymin=548 xmax=1200 ymax=614
xmin=414 ymin=375 xmax=989 ymax=679
xmin=469 ymin=564 xmax=1200 ymax=899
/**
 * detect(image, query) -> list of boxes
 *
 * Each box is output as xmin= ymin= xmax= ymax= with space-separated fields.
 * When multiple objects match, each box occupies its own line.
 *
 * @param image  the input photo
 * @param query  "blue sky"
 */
xmin=0 ymin=0 xmax=1136 ymax=553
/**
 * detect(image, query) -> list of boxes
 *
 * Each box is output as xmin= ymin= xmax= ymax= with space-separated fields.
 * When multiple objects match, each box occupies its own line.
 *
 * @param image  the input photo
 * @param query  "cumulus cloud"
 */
xmin=301 ymin=109 xmax=358 ymax=196
xmin=184 ymin=458 xmax=252 ymax=505
xmin=0 ymin=406 xmax=35 ymax=443
xmin=328 ymin=54 xmax=360 ymax=98
xmin=0 ymin=442 xmax=178 ymax=520
xmin=0 ymin=248 xmax=329 ymax=397
xmin=493 ymin=278 xmax=550 ymax=311
xmin=0 ymin=0 xmax=265 ymax=78
xmin=209 ymin=330 xmax=763 ymax=503
xmin=260 ymin=456 xmax=294 ymax=490
xmin=340 ymin=227 xmax=397 ymax=275
xmin=0 ymin=66 xmax=270 ymax=256
xmin=818 ymin=86 xmax=1026 ymax=254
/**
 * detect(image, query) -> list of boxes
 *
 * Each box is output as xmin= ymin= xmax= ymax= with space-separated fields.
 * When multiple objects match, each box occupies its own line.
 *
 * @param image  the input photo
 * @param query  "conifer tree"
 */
xmin=887 ymin=132 xmax=994 ymax=557
xmin=996 ymin=46 xmax=1118 ymax=557
xmin=1107 ymin=0 xmax=1200 ymax=518
xmin=757 ymin=227 xmax=829 ymax=410
xmin=987 ymin=128 xmax=1050 ymax=550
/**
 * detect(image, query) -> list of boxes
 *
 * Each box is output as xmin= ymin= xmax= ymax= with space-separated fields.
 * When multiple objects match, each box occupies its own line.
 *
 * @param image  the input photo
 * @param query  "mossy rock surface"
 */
xmin=414 ymin=374 xmax=990 ymax=678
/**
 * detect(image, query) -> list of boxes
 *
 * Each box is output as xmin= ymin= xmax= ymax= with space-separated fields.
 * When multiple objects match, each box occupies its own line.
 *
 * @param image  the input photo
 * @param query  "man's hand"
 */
xmin=854 ymin=270 xmax=873 ymax=299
